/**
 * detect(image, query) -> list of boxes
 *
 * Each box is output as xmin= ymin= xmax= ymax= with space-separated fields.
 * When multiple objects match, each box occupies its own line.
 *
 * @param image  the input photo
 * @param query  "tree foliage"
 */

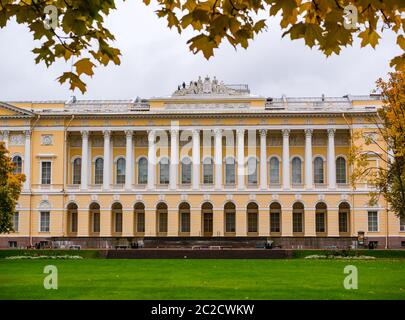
xmin=0 ymin=142 xmax=25 ymax=233
xmin=350 ymin=71 xmax=405 ymax=218
xmin=0 ymin=0 xmax=404 ymax=93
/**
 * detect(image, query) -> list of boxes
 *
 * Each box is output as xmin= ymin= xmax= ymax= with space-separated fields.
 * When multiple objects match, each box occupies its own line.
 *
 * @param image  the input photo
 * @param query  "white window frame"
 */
xmin=115 ymin=157 xmax=126 ymax=185
xmin=40 ymin=160 xmax=52 ymax=185
xmin=39 ymin=211 xmax=50 ymax=232
xmin=400 ymin=216 xmax=405 ymax=232
xmin=72 ymin=157 xmax=82 ymax=185
xmin=367 ymin=211 xmax=379 ymax=232
xmin=247 ymin=156 xmax=258 ymax=185
xmin=181 ymin=157 xmax=192 ymax=185
xmin=291 ymin=156 xmax=303 ymax=185
xmin=11 ymin=154 xmax=23 ymax=174
xmin=12 ymin=212 xmax=19 ymax=232
xmin=137 ymin=156 xmax=148 ymax=185
xmin=313 ymin=156 xmax=325 ymax=184
xmin=336 ymin=155 xmax=347 ymax=184
xmin=269 ymin=156 xmax=280 ymax=185
xmin=224 ymin=156 xmax=236 ymax=185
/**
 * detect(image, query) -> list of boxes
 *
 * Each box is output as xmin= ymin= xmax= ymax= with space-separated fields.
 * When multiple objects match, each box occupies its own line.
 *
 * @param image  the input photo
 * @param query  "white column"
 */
xmin=192 ymin=129 xmax=200 ymax=190
xmin=103 ymin=130 xmax=111 ymax=190
xmin=23 ymin=130 xmax=31 ymax=190
xmin=147 ymin=130 xmax=156 ymax=190
xmin=237 ymin=128 xmax=245 ymax=190
xmin=169 ymin=129 xmax=179 ymax=190
xmin=2 ymin=130 xmax=9 ymax=149
xmin=328 ymin=128 xmax=336 ymax=189
xmin=305 ymin=129 xmax=313 ymax=189
xmin=80 ymin=130 xmax=89 ymax=190
xmin=282 ymin=129 xmax=290 ymax=189
xmin=125 ymin=130 xmax=133 ymax=190
xmin=260 ymin=129 xmax=267 ymax=189
xmin=214 ymin=129 xmax=223 ymax=189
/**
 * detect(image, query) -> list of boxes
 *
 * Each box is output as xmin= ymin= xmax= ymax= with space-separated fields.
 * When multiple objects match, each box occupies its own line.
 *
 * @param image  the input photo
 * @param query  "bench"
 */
xmin=115 ymin=245 xmax=129 ymax=250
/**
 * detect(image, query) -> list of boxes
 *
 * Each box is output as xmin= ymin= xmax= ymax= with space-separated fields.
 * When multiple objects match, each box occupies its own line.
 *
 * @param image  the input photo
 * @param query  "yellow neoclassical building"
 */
xmin=1 ymin=77 xmax=404 ymax=249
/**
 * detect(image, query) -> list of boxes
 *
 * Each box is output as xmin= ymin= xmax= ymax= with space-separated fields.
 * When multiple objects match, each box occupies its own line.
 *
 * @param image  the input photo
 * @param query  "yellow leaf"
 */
xmin=74 ymin=58 xmax=95 ymax=77
xmin=358 ymin=29 xmax=380 ymax=49
xmin=397 ymin=35 xmax=405 ymax=51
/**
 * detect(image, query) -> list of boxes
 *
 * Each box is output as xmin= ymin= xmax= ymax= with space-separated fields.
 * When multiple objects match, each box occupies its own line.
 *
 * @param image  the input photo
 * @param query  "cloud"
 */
xmin=0 ymin=1 xmax=401 ymax=101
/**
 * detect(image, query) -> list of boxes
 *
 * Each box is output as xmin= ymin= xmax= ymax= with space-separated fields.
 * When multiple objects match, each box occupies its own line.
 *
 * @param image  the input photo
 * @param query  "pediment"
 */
xmin=0 ymin=102 xmax=34 ymax=117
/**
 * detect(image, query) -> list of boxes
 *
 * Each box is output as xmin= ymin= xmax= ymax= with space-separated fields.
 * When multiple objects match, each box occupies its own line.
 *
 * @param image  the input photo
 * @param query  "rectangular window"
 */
xmin=316 ymin=212 xmax=325 ymax=233
xmin=12 ymin=212 xmax=19 ymax=232
xmin=247 ymin=212 xmax=258 ymax=233
xmin=225 ymin=212 xmax=235 ymax=232
xmin=159 ymin=212 xmax=168 ymax=233
xmin=225 ymin=164 xmax=235 ymax=185
xmin=40 ymin=211 xmax=50 ymax=232
xmin=339 ymin=212 xmax=348 ymax=233
xmin=400 ymin=216 xmax=405 ymax=232
xmin=41 ymin=161 xmax=52 ymax=185
xmin=93 ymin=212 xmax=100 ymax=233
xmin=137 ymin=212 xmax=145 ymax=233
xmin=71 ymin=211 xmax=78 ymax=233
xmin=270 ymin=212 xmax=280 ymax=233
xmin=8 ymin=241 xmax=17 ymax=248
xmin=181 ymin=163 xmax=191 ymax=184
xmin=180 ymin=212 xmax=190 ymax=233
xmin=203 ymin=163 xmax=213 ymax=184
xmin=368 ymin=211 xmax=378 ymax=232
xmin=94 ymin=159 xmax=103 ymax=185
xmin=160 ymin=163 xmax=170 ymax=185
xmin=115 ymin=212 xmax=122 ymax=233
xmin=293 ymin=212 xmax=303 ymax=233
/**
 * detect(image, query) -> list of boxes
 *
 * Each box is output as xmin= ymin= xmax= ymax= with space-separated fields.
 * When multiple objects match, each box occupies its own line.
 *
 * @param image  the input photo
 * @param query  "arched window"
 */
xmin=203 ymin=157 xmax=213 ymax=184
xmin=134 ymin=202 xmax=145 ymax=233
xmin=116 ymin=158 xmax=125 ymax=184
xmin=12 ymin=155 xmax=22 ymax=174
xmin=138 ymin=157 xmax=148 ymax=184
xmin=89 ymin=202 xmax=100 ymax=233
xmin=292 ymin=202 xmax=304 ymax=233
xmin=247 ymin=202 xmax=258 ymax=233
xmin=112 ymin=202 xmax=123 ymax=233
xmin=314 ymin=157 xmax=324 ymax=184
xmin=224 ymin=202 xmax=236 ymax=233
xmin=157 ymin=202 xmax=168 ymax=233
xmin=270 ymin=202 xmax=281 ymax=233
xmin=315 ymin=202 xmax=327 ymax=233
xmin=247 ymin=157 xmax=258 ymax=185
xmin=225 ymin=157 xmax=236 ymax=185
xmin=336 ymin=157 xmax=347 ymax=184
xmin=202 ymin=202 xmax=213 ymax=235
xmin=94 ymin=158 xmax=103 ymax=185
xmin=181 ymin=157 xmax=191 ymax=184
xmin=179 ymin=202 xmax=190 ymax=233
xmin=338 ymin=202 xmax=350 ymax=233
xmin=72 ymin=158 xmax=81 ymax=185
xmin=269 ymin=157 xmax=280 ymax=184
xmin=292 ymin=157 xmax=302 ymax=184
xmin=67 ymin=203 xmax=78 ymax=233
xmin=159 ymin=157 xmax=169 ymax=184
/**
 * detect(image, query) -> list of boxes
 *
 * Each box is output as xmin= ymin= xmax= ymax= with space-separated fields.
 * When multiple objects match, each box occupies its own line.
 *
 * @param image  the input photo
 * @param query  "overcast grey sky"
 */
xmin=0 ymin=1 xmax=401 ymax=101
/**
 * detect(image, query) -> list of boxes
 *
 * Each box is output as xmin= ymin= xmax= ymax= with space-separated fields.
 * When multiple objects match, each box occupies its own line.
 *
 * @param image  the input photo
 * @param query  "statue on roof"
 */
xmin=172 ymin=76 xmax=247 ymax=96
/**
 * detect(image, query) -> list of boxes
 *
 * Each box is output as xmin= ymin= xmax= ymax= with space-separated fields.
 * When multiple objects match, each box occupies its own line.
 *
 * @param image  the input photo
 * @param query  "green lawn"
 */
xmin=1 ymin=259 xmax=404 ymax=299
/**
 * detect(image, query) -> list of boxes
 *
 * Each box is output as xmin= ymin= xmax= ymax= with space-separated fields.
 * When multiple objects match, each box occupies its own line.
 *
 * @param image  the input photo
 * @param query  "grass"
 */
xmin=1 ymin=259 xmax=405 ymax=299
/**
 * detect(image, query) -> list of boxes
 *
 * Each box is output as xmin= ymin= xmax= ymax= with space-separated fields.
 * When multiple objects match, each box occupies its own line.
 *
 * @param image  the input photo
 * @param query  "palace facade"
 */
xmin=1 ymin=77 xmax=404 ymax=249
